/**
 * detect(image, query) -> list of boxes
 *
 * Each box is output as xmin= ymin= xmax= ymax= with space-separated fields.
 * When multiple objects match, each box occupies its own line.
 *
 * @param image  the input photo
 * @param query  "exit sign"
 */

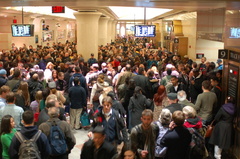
xmin=52 ymin=6 xmax=65 ymax=13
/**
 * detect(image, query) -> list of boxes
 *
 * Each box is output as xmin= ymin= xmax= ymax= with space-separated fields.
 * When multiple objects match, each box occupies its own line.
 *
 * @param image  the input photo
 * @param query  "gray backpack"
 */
xmin=15 ymin=130 xmax=41 ymax=159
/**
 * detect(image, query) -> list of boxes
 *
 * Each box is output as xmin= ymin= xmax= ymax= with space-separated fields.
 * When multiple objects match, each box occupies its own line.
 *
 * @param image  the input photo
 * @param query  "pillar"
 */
xmin=111 ymin=20 xmax=117 ymax=43
xmin=119 ymin=22 xmax=126 ymax=37
xmin=98 ymin=16 xmax=110 ymax=46
xmin=74 ymin=12 xmax=102 ymax=59
xmin=107 ymin=18 xmax=113 ymax=44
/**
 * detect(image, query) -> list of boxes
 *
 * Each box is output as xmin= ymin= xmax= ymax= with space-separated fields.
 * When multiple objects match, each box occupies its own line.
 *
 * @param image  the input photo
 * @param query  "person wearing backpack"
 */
xmin=9 ymin=110 xmax=50 ymax=159
xmin=39 ymin=106 xmax=76 ymax=159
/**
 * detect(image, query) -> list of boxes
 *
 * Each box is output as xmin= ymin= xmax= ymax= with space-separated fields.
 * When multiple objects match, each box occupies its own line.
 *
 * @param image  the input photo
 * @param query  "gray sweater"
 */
xmin=193 ymin=91 xmax=217 ymax=121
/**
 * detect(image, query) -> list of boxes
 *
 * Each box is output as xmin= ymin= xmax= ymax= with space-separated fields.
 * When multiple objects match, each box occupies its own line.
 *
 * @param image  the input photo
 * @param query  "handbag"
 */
xmin=205 ymin=121 xmax=214 ymax=138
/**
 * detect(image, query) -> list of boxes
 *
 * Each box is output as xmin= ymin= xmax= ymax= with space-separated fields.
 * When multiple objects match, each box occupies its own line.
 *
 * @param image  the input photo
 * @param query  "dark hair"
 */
xmin=73 ymin=77 xmax=80 ymax=86
xmin=75 ymin=66 xmax=81 ymax=73
xmin=42 ymin=88 xmax=50 ymax=100
xmin=202 ymin=80 xmax=211 ymax=90
xmin=138 ymin=67 xmax=145 ymax=75
xmin=22 ymin=110 xmax=34 ymax=125
xmin=0 ymin=115 xmax=12 ymax=135
xmin=92 ymin=126 xmax=105 ymax=135
xmin=171 ymin=75 xmax=178 ymax=80
xmin=13 ymin=68 xmax=21 ymax=78
xmin=166 ymin=69 xmax=172 ymax=75
xmin=107 ymin=91 xmax=116 ymax=100
xmin=211 ymin=76 xmax=220 ymax=83
xmin=6 ymin=92 xmax=15 ymax=103
xmin=125 ymin=64 xmax=131 ymax=71
xmin=134 ymin=86 xmax=142 ymax=99
xmin=118 ymin=143 xmax=138 ymax=159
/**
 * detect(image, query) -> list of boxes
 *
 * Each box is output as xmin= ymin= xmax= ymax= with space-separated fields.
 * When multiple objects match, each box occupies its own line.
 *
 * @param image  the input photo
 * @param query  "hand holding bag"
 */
xmin=205 ymin=120 xmax=214 ymax=138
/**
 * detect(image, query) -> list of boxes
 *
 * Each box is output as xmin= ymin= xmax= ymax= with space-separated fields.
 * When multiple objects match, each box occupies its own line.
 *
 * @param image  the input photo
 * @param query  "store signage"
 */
xmin=229 ymin=51 xmax=240 ymax=63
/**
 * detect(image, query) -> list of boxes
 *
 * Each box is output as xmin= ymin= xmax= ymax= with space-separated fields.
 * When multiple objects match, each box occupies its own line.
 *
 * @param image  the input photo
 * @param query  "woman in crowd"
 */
xmin=39 ymin=88 xmax=50 ymax=111
xmin=209 ymin=96 xmax=236 ymax=159
xmin=128 ymin=86 xmax=152 ymax=130
xmin=15 ymin=81 xmax=30 ymax=110
xmin=48 ymin=81 xmax=66 ymax=108
xmin=155 ymin=109 xmax=172 ymax=159
xmin=153 ymin=85 xmax=169 ymax=122
xmin=30 ymin=91 xmax=42 ymax=114
xmin=118 ymin=143 xmax=139 ymax=159
xmin=0 ymin=115 xmax=16 ymax=159
xmin=90 ymin=74 xmax=110 ymax=111
xmin=52 ymin=69 xmax=58 ymax=82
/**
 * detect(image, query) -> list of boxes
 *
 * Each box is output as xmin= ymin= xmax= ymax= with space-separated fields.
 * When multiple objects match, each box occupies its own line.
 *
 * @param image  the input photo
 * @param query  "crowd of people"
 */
xmin=0 ymin=36 xmax=235 ymax=159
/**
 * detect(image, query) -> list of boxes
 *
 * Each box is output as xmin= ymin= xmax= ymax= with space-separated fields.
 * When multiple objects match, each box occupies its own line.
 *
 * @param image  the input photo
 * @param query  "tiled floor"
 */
xmin=69 ymin=128 xmax=89 ymax=159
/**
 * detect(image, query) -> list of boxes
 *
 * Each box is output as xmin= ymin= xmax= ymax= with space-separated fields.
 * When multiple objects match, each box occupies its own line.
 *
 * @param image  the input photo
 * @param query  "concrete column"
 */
xmin=111 ymin=20 xmax=117 ymax=43
xmin=119 ymin=22 xmax=126 ymax=37
xmin=107 ymin=18 xmax=113 ymax=44
xmin=98 ymin=16 xmax=110 ymax=46
xmin=74 ymin=12 xmax=102 ymax=59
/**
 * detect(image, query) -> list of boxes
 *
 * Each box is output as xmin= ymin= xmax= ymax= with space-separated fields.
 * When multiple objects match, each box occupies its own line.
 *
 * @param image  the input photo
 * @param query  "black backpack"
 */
xmin=188 ymin=128 xmax=207 ymax=159
xmin=15 ymin=130 xmax=41 ymax=159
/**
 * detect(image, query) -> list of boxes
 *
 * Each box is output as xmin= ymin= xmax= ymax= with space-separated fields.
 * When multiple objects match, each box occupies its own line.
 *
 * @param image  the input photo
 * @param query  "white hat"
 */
xmin=166 ymin=64 xmax=173 ymax=69
xmin=92 ymin=63 xmax=99 ymax=68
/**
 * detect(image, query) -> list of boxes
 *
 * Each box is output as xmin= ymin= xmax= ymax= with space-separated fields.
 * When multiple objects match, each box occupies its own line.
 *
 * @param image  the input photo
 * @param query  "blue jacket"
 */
xmin=69 ymin=85 xmax=87 ymax=109
xmin=9 ymin=126 xmax=50 ymax=159
xmin=69 ymin=73 xmax=88 ymax=96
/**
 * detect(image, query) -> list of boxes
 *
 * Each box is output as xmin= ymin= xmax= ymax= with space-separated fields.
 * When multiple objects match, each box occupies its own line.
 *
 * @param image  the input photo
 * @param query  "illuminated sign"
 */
xmin=52 ymin=6 xmax=65 ymax=13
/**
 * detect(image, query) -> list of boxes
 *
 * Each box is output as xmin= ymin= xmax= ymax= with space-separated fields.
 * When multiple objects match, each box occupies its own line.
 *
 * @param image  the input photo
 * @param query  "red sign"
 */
xmin=52 ymin=6 xmax=65 ymax=13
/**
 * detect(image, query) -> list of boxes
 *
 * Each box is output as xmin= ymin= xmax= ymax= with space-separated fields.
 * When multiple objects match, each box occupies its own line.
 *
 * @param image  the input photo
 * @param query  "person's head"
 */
xmin=201 ymin=57 xmax=206 ymax=63
xmin=6 ymin=92 xmax=15 ymax=103
xmin=0 ymin=85 xmax=10 ymax=97
xmin=125 ymin=64 xmax=131 ymax=71
xmin=92 ymin=126 xmax=105 ymax=148
xmin=32 ymin=73 xmax=39 ymax=81
xmin=170 ymin=76 xmax=178 ymax=86
xmin=177 ymin=90 xmax=187 ymax=102
xmin=167 ymin=93 xmax=178 ymax=103
xmin=216 ymin=59 xmax=222 ymax=65
xmin=73 ymin=77 xmax=80 ymax=86
xmin=45 ymin=98 xmax=58 ymax=109
xmin=42 ymin=88 xmax=50 ymax=100
xmin=192 ymin=68 xmax=200 ymax=77
xmin=102 ymin=96 xmax=112 ymax=114
xmin=97 ymin=74 xmax=105 ymax=84
xmin=138 ymin=67 xmax=145 ymax=75
xmin=182 ymin=106 xmax=196 ymax=119
xmin=48 ymin=81 xmax=57 ymax=94
xmin=107 ymin=91 xmax=116 ymax=100
xmin=172 ymin=111 xmax=185 ymax=126
xmin=48 ymin=106 xmax=60 ymax=118
xmin=141 ymin=109 xmax=153 ymax=130
xmin=35 ymin=91 xmax=42 ymax=102
xmin=202 ymin=80 xmax=211 ymax=91
xmin=210 ymin=76 xmax=220 ymax=87
xmin=74 ymin=66 xmax=81 ymax=73
xmin=119 ymin=143 xmax=137 ymax=159
xmin=166 ymin=68 xmax=172 ymax=76
xmin=58 ymin=72 xmax=64 ymax=80
xmin=22 ymin=110 xmax=34 ymax=126
xmin=13 ymin=68 xmax=21 ymax=78
xmin=0 ymin=115 xmax=14 ymax=135
xmin=159 ymin=109 xmax=172 ymax=125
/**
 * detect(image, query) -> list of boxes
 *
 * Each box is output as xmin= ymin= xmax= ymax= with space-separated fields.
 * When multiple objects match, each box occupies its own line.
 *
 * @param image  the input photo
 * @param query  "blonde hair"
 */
xmin=97 ymin=74 xmax=105 ymax=83
xmin=182 ymin=106 xmax=196 ymax=118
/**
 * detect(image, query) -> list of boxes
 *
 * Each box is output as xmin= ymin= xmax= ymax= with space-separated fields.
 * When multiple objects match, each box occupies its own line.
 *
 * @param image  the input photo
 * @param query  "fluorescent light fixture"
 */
xmin=109 ymin=7 xmax=172 ymax=20
xmin=5 ymin=6 xmax=76 ymax=19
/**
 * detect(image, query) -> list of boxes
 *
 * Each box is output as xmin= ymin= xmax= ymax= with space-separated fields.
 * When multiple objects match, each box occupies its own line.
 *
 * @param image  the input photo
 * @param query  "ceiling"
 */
xmin=0 ymin=0 xmax=240 ymax=21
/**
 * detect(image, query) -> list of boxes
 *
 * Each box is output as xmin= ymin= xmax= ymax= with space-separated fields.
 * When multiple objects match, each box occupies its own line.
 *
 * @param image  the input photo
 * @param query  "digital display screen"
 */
xmin=11 ymin=24 xmax=34 ymax=37
xmin=229 ymin=27 xmax=240 ymax=38
xmin=52 ymin=6 xmax=65 ymax=13
xmin=134 ymin=25 xmax=156 ymax=37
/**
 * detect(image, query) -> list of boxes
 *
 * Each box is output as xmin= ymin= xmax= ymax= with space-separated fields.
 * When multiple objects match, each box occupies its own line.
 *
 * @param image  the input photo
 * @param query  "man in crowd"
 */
xmin=189 ymin=68 xmax=204 ymax=103
xmin=0 ymin=85 xmax=10 ymax=108
xmin=177 ymin=90 xmax=194 ymax=107
xmin=130 ymin=109 xmax=159 ymax=159
xmin=165 ymin=93 xmax=184 ymax=114
xmin=0 ymin=92 xmax=24 ymax=130
xmin=68 ymin=77 xmax=87 ymax=130
xmin=10 ymin=110 xmax=50 ymax=159
xmin=193 ymin=80 xmax=217 ymax=124
xmin=81 ymin=126 xmax=117 ymax=159
xmin=169 ymin=75 xmax=184 ymax=93
xmin=0 ymin=69 xmax=7 ymax=87
xmin=160 ymin=111 xmax=192 ymax=159
xmin=39 ymin=106 xmax=76 ymax=159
